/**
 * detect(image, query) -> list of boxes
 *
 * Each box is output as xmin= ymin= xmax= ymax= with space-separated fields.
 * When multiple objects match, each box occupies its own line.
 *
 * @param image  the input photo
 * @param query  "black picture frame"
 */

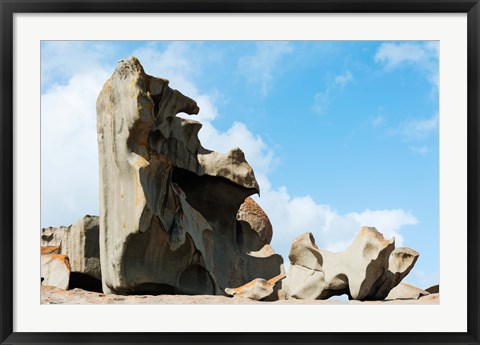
xmin=1 ymin=1 xmax=479 ymax=344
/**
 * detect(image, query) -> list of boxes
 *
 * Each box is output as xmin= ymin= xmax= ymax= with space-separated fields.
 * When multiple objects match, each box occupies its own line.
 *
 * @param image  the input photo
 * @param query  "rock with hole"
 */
xmin=281 ymin=227 xmax=419 ymax=301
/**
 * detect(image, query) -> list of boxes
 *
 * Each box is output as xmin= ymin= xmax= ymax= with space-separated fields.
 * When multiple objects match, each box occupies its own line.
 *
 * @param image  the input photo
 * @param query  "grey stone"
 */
xmin=41 ymin=215 xmax=101 ymax=281
xmin=96 ymin=56 xmax=283 ymax=295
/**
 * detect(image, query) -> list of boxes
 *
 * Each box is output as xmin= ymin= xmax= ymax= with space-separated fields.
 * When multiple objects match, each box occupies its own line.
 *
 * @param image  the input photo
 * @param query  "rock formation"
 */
xmin=386 ymin=283 xmax=430 ymax=300
xmin=41 ymin=253 xmax=71 ymax=290
xmin=425 ymin=284 xmax=439 ymax=294
xmin=41 ymin=215 xmax=101 ymax=281
xmin=281 ymin=227 xmax=419 ymax=301
xmin=369 ymin=247 xmax=419 ymax=300
xmin=41 ymin=225 xmax=69 ymax=247
xmin=225 ymin=274 xmax=285 ymax=301
xmin=96 ymin=56 xmax=283 ymax=295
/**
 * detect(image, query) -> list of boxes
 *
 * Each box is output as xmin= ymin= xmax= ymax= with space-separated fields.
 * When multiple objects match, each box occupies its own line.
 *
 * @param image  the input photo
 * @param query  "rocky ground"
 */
xmin=41 ymin=285 xmax=439 ymax=305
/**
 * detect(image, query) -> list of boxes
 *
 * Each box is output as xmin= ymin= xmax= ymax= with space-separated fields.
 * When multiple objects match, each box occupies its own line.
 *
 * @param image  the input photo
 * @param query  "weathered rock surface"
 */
xmin=281 ymin=227 xmax=419 ymax=301
xmin=41 ymin=225 xmax=69 ymax=247
xmin=41 ymin=285 xmax=439 ymax=305
xmin=96 ymin=57 xmax=283 ymax=295
xmin=41 ymin=215 xmax=101 ymax=281
xmin=236 ymin=197 xmax=273 ymax=244
xmin=369 ymin=247 xmax=419 ymax=300
xmin=41 ymin=254 xmax=71 ymax=290
xmin=425 ymin=284 xmax=439 ymax=294
xmin=386 ymin=283 xmax=430 ymax=300
xmin=225 ymin=274 xmax=285 ymax=301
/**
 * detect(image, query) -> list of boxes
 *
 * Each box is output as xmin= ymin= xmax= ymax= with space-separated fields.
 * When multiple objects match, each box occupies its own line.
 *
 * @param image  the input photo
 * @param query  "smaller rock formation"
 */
xmin=281 ymin=227 xmax=419 ymax=301
xmin=225 ymin=274 xmax=285 ymax=301
xmin=41 ymin=215 xmax=101 ymax=281
xmin=386 ymin=283 xmax=430 ymax=300
xmin=425 ymin=284 xmax=439 ymax=294
xmin=41 ymin=254 xmax=71 ymax=290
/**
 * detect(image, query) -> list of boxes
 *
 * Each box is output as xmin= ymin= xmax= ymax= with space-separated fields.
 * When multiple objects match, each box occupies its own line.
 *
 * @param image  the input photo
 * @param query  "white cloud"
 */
xmin=372 ymin=115 xmax=384 ymax=127
xmin=253 ymin=185 xmax=418 ymax=257
xmin=398 ymin=114 xmax=438 ymax=141
xmin=313 ymin=71 xmax=353 ymax=115
xmin=238 ymin=42 xmax=292 ymax=96
xmin=403 ymin=269 xmax=440 ymax=290
xmin=334 ymin=70 xmax=353 ymax=86
xmin=375 ymin=41 xmax=439 ymax=89
xmin=41 ymin=41 xmax=115 ymax=88
xmin=199 ymin=121 xmax=276 ymax=177
xmin=313 ymin=91 xmax=330 ymax=115
xmin=41 ymin=69 xmax=109 ymax=227
xmin=410 ymin=145 xmax=430 ymax=155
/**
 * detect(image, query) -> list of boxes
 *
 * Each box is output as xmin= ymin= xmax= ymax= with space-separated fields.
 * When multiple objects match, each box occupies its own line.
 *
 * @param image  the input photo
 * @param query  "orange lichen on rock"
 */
xmin=237 ymin=197 xmax=273 ymax=244
xmin=41 ymin=246 xmax=60 ymax=255
xmin=47 ymin=254 xmax=72 ymax=271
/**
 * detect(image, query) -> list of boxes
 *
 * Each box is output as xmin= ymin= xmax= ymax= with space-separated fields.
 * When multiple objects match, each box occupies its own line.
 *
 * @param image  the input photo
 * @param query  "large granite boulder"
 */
xmin=281 ymin=227 xmax=419 ymax=301
xmin=96 ymin=56 xmax=283 ymax=295
xmin=41 ymin=215 xmax=101 ymax=281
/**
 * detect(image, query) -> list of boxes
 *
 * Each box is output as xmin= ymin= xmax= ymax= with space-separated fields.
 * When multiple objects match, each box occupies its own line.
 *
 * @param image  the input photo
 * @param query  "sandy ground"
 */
xmin=41 ymin=285 xmax=439 ymax=305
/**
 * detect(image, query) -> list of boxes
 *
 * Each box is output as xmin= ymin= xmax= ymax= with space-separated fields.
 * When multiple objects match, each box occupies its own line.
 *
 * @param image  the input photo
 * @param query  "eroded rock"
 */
xmin=225 ymin=274 xmax=285 ymax=301
xmin=41 ymin=225 xmax=69 ymax=247
xmin=237 ymin=197 xmax=273 ymax=244
xmin=369 ymin=247 xmax=419 ymax=300
xmin=41 ymin=215 xmax=101 ymax=281
xmin=41 ymin=254 xmax=71 ymax=290
xmin=386 ymin=283 xmax=430 ymax=300
xmin=96 ymin=57 xmax=283 ymax=295
xmin=425 ymin=284 xmax=439 ymax=294
xmin=282 ymin=227 xmax=418 ymax=301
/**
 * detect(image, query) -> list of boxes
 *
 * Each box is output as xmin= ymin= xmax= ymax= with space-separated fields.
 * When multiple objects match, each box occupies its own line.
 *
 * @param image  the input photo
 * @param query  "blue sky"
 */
xmin=41 ymin=41 xmax=439 ymax=290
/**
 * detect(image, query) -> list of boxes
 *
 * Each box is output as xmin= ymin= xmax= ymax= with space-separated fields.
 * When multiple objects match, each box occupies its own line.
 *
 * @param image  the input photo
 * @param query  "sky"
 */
xmin=41 ymin=41 xmax=439 ymax=291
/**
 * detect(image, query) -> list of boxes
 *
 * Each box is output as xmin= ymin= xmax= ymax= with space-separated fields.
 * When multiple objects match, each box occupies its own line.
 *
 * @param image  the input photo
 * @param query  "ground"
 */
xmin=41 ymin=285 xmax=439 ymax=305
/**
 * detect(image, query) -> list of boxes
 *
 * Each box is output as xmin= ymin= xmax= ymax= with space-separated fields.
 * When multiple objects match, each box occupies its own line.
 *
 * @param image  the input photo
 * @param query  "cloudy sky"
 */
xmin=41 ymin=41 xmax=439 ymax=290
